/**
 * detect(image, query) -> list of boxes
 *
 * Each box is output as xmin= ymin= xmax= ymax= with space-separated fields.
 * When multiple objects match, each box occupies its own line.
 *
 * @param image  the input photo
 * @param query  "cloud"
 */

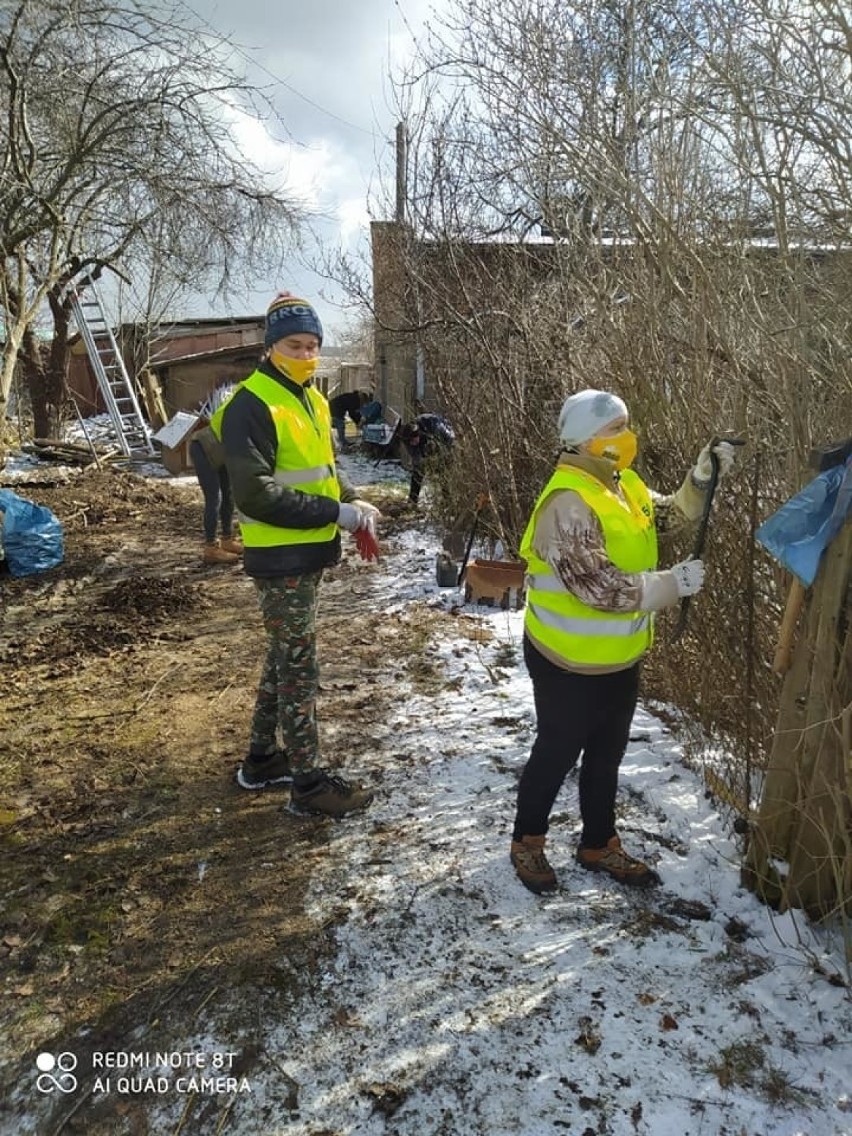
xmin=331 ymin=196 xmax=366 ymax=248
xmin=178 ymin=0 xmax=445 ymax=333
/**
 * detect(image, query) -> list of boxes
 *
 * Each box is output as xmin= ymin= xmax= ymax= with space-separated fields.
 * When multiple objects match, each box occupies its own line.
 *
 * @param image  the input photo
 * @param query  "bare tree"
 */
xmin=0 ymin=0 xmax=304 ymax=437
xmin=335 ymin=310 xmax=375 ymax=364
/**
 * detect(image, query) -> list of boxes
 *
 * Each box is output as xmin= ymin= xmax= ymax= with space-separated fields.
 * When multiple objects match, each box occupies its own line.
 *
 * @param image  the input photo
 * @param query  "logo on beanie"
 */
xmin=271 ymin=302 xmax=313 ymax=319
xmin=264 ymin=297 xmax=323 ymax=348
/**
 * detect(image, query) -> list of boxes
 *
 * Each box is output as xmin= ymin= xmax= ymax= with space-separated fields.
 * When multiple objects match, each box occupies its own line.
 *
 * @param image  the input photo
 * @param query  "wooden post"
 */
xmin=140 ymin=369 xmax=168 ymax=429
xmin=782 ymin=523 xmax=852 ymax=913
xmin=772 ymin=578 xmax=806 ymax=676
xmin=744 ymin=522 xmax=852 ymax=915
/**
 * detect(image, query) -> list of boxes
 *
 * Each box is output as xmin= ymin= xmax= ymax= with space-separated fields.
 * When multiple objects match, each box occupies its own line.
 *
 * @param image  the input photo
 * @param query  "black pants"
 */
xmin=513 ymin=635 xmax=640 ymax=848
xmin=409 ymin=453 xmax=425 ymax=502
xmin=189 ymin=439 xmax=234 ymax=543
xmin=407 ymin=438 xmax=449 ymax=503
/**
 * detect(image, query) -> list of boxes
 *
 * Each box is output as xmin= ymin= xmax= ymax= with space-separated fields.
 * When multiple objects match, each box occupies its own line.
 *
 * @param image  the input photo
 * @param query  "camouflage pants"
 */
xmin=250 ymin=572 xmax=322 ymax=773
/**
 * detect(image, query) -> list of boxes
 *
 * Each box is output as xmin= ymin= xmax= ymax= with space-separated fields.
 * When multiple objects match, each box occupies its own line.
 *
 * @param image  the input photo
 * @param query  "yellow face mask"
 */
xmin=586 ymin=428 xmax=638 ymax=470
xmin=270 ymin=351 xmax=318 ymax=386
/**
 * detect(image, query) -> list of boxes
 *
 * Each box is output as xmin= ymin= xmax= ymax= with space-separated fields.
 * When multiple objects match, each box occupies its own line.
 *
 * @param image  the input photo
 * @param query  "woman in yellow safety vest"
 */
xmin=189 ymin=382 xmax=242 ymax=565
xmin=510 ymin=390 xmax=738 ymax=894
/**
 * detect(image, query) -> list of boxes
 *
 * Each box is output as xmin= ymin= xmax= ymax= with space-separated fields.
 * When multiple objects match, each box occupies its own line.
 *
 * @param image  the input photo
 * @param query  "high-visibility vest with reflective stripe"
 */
xmin=520 ymin=465 xmax=658 ymax=667
xmin=208 ymin=394 xmax=235 ymax=441
xmin=232 ymin=370 xmax=339 ymax=549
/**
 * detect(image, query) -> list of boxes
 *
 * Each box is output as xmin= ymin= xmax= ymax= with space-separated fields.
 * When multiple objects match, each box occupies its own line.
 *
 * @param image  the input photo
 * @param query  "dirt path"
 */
xmin=0 ymin=465 xmax=447 ymax=1135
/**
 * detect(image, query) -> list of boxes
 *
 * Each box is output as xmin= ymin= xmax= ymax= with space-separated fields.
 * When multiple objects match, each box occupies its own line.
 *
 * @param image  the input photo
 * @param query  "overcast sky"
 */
xmin=181 ymin=0 xmax=441 ymax=340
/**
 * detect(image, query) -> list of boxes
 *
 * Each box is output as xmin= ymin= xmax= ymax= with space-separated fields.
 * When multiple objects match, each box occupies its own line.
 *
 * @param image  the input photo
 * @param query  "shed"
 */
xmin=67 ymin=316 xmax=267 ymax=417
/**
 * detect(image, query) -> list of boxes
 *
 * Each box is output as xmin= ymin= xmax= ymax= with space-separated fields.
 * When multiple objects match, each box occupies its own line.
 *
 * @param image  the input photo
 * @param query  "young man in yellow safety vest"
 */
xmin=220 ymin=293 xmax=380 ymax=816
xmin=511 ymin=390 xmax=739 ymax=893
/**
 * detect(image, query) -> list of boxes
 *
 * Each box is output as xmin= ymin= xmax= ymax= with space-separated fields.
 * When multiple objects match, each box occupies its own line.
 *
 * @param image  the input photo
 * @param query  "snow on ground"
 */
xmin=159 ymin=450 xmax=852 ymax=1136
xmin=7 ymin=442 xmax=852 ymax=1135
xmin=1 ymin=415 xmax=177 ymax=485
xmin=1 ymin=450 xmax=79 ymax=483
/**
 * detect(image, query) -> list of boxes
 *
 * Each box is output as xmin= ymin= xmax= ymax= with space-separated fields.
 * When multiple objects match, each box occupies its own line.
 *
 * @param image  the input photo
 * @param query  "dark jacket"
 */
xmin=220 ymin=360 xmax=356 ymax=578
xmin=404 ymin=414 xmax=455 ymax=457
xmin=329 ymin=390 xmax=364 ymax=422
xmin=192 ymin=423 xmax=227 ymax=470
xmin=417 ymin=414 xmax=455 ymax=447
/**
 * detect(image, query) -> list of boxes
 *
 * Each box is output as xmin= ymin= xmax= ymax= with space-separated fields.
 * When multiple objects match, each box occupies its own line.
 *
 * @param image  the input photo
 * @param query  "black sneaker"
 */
xmin=236 ymin=751 xmax=294 ymax=790
xmin=290 ymin=772 xmax=373 ymax=817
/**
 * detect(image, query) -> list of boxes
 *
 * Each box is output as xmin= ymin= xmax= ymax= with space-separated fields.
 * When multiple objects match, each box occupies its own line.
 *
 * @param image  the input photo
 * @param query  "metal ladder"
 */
xmin=68 ymin=272 xmax=154 ymax=457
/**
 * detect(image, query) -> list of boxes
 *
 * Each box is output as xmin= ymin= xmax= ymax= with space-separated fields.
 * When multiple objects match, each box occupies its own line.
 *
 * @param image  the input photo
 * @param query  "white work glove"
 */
xmin=350 ymin=498 xmax=380 ymax=520
xmin=670 ymin=558 xmax=705 ymax=598
xmin=337 ymin=502 xmax=370 ymax=532
xmin=693 ymin=440 xmax=738 ymax=485
xmin=351 ymin=499 xmax=380 ymax=535
xmin=337 ymin=500 xmax=381 ymax=533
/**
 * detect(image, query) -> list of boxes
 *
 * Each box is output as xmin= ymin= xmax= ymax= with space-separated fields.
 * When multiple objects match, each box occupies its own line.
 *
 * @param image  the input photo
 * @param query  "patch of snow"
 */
xmin=1 ymin=450 xmax=81 ymax=484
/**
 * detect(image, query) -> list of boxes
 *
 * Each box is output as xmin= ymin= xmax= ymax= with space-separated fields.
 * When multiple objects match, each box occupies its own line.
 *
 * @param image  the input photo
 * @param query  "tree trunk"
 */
xmin=0 ymin=326 xmax=25 ymax=407
xmin=744 ymin=521 xmax=852 ymax=917
xmin=23 ymin=307 xmax=71 ymax=440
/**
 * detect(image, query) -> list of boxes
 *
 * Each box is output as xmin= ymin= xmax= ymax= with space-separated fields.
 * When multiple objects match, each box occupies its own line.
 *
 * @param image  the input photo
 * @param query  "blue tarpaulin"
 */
xmin=755 ymin=457 xmax=852 ymax=586
xmin=0 ymin=488 xmax=64 ymax=577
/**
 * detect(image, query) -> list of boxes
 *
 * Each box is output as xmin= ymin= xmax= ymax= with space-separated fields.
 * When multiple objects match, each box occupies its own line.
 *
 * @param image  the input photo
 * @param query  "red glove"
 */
xmin=354 ymin=526 xmax=380 ymax=562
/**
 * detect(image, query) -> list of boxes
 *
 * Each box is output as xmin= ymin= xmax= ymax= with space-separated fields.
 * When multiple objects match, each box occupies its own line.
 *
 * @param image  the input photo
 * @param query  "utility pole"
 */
xmin=395 ymin=122 xmax=407 ymax=224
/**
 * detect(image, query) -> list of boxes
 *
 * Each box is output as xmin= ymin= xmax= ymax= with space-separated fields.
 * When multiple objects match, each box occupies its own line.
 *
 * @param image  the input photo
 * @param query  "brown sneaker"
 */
xmin=510 ymin=835 xmax=557 ymax=894
xmin=290 ymin=772 xmax=373 ymax=817
xmin=220 ymin=536 xmax=244 ymax=555
xmin=202 ymin=540 xmax=239 ymax=565
xmin=577 ymin=836 xmax=660 ymax=888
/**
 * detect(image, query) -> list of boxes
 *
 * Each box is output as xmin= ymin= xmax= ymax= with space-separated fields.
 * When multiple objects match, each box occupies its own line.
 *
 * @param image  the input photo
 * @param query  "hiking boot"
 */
xmin=510 ymin=834 xmax=557 ymax=894
xmin=203 ymin=540 xmax=239 ymax=565
xmin=576 ymin=836 xmax=660 ymax=888
xmin=220 ymin=536 xmax=244 ymax=555
xmin=236 ymin=751 xmax=294 ymax=789
xmin=290 ymin=772 xmax=373 ymax=817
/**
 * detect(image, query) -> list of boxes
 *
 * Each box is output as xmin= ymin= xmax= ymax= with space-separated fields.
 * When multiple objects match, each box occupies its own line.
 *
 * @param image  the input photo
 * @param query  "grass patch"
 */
xmin=710 ymin=1039 xmax=766 ymax=1089
xmin=709 ymin=1039 xmax=808 ymax=1105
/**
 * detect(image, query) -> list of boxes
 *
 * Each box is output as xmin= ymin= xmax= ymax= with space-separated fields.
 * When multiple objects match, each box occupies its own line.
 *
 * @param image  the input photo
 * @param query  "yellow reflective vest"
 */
xmin=208 ymin=394 xmax=233 ymax=441
xmin=520 ymin=465 xmax=658 ymax=667
xmin=234 ymin=370 xmax=339 ymax=550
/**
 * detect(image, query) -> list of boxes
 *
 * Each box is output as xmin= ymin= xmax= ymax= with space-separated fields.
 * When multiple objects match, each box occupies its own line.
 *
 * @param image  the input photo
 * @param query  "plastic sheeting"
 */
xmin=755 ymin=457 xmax=852 ymax=586
xmin=0 ymin=489 xmax=64 ymax=577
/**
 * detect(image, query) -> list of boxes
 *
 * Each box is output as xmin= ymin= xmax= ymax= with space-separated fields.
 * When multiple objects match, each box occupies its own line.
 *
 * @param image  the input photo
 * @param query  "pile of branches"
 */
xmin=23 ymin=438 xmax=123 ymax=467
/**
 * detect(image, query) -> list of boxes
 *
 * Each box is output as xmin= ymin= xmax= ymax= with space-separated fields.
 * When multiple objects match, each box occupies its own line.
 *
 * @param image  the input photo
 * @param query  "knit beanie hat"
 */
xmin=264 ymin=294 xmax=323 ymax=348
xmin=557 ymin=389 xmax=629 ymax=446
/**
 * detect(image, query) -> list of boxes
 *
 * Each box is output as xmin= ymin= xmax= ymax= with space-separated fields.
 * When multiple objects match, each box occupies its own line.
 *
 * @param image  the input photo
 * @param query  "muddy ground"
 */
xmin=0 ymin=463 xmax=455 ymax=1135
